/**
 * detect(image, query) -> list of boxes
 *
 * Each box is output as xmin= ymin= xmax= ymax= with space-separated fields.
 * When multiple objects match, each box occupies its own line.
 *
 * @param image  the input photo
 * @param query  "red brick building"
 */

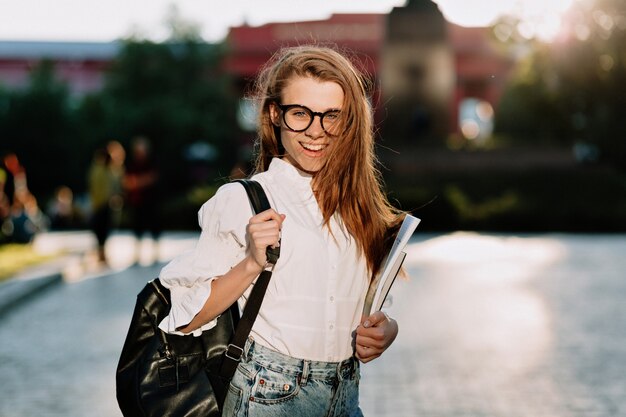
xmin=224 ymin=13 xmax=385 ymax=81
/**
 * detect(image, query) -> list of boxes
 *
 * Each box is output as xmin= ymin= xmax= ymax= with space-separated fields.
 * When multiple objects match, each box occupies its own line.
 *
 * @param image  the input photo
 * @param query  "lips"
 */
xmin=300 ymin=142 xmax=328 ymax=152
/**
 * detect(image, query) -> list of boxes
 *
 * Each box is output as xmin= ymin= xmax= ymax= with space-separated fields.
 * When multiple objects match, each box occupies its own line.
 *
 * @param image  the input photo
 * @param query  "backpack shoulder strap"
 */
xmin=234 ymin=179 xmax=268 ymax=212
xmin=234 ymin=179 xmax=280 ymax=264
xmin=219 ymin=179 xmax=280 ymax=380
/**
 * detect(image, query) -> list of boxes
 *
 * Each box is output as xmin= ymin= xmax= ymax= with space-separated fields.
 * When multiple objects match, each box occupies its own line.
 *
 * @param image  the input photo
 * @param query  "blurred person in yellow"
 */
xmin=107 ymin=140 xmax=126 ymax=228
xmin=87 ymin=147 xmax=116 ymax=264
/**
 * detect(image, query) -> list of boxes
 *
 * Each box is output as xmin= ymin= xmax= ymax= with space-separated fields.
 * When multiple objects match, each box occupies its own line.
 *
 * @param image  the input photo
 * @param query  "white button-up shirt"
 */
xmin=158 ymin=158 xmax=369 ymax=362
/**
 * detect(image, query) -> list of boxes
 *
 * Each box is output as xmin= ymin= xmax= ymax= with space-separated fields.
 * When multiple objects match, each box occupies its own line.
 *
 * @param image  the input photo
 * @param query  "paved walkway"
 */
xmin=0 ymin=232 xmax=625 ymax=416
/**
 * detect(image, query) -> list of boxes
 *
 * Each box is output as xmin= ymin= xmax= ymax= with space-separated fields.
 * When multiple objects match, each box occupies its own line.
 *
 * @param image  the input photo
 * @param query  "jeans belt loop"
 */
xmin=336 ymin=361 xmax=344 ymax=382
xmin=300 ymin=360 xmax=310 ymax=386
xmin=350 ymin=357 xmax=358 ymax=379
xmin=243 ymin=336 xmax=254 ymax=361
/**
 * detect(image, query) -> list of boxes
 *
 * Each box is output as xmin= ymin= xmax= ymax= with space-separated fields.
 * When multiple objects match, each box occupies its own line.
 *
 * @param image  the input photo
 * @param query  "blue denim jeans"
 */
xmin=222 ymin=338 xmax=363 ymax=417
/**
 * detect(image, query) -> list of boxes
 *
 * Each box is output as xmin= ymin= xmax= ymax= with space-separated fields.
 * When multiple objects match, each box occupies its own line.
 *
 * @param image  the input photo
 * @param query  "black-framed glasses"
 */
xmin=276 ymin=103 xmax=341 ymax=134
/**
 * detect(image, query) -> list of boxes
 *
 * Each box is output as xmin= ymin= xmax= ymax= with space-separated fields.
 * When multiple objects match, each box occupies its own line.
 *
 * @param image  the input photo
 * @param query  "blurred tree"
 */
xmin=0 ymin=10 xmax=239 ymax=231
xmin=80 ymin=38 xmax=238 ymax=192
xmin=493 ymin=0 xmax=626 ymax=169
xmin=0 ymin=60 xmax=87 ymax=197
xmin=494 ymin=46 xmax=571 ymax=145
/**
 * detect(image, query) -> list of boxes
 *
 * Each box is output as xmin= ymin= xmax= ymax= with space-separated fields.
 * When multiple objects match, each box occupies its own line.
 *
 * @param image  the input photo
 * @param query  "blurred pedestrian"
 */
xmin=0 ymin=166 xmax=10 ymax=243
xmin=2 ymin=152 xmax=27 ymax=203
xmin=88 ymin=147 xmax=115 ymax=264
xmin=107 ymin=140 xmax=126 ymax=228
xmin=123 ymin=136 xmax=161 ymax=264
xmin=9 ymin=190 xmax=48 ymax=243
xmin=0 ymin=152 xmax=47 ymax=243
xmin=47 ymin=185 xmax=84 ymax=230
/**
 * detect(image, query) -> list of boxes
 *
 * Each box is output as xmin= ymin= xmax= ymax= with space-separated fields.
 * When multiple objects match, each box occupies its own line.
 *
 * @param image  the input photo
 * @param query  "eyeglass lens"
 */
xmin=282 ymin=106 xmax=340 ymax=133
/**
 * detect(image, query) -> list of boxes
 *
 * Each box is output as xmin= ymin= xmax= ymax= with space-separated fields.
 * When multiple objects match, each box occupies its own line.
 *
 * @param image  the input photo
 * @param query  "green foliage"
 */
xmin=388 ymin=167 xmax=626 ymax=232
xmin=493 ymin=0 xmax=626 ymax=170
xmin=82 ymin=40 xmax=239 ymax=191
xmin=0 ymin=60 xmax=88 ymax=197
xmin=157 ymin=184 xmax=220 ymax=230
xmin=494 ymin=47 xmax=570 ymax=145
xmin=444 ymin=186 xmax=520 ymax=222
xmin=0 ymin=38 xmax=239 ymax=206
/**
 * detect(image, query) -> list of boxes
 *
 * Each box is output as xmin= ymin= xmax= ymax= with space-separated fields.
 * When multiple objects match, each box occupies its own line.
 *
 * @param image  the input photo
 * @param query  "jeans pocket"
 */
xmin=251 ymin=366 xmax=300 ymax=405
xmin=223 ymin=384 xmax=243 ymax=416
xmin=236 ymin=360 xmax=257 ymax=381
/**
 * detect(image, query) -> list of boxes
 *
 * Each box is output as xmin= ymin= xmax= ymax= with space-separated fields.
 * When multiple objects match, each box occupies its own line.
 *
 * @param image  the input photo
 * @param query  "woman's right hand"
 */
xmin=246 ymin=209 xmax=286 ymax=271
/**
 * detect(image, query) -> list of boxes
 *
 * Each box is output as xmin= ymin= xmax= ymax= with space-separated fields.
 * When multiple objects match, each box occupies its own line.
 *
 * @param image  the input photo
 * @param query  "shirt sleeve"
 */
xmin=157 ymin=182 xmax=252 ymax=336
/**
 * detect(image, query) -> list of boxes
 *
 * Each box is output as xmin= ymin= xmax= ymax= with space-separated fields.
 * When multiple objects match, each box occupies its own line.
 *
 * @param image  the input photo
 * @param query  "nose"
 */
xmin=305 ymin=114 xmax=325 ymax=138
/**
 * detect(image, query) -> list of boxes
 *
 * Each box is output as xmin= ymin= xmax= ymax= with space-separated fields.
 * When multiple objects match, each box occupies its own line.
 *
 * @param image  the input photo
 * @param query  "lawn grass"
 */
xmin=0 ymin=244 xmax=57 ymax=282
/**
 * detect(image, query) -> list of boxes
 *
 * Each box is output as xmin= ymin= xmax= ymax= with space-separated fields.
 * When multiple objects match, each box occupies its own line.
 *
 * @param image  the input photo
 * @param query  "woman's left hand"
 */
xmin=355 ymin=311 xmax=398 ymax=363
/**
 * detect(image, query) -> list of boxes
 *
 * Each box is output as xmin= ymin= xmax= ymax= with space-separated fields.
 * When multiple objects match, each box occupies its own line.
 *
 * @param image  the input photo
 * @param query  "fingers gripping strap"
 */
xmin=235 ymin=179 xmax=280 ymax=264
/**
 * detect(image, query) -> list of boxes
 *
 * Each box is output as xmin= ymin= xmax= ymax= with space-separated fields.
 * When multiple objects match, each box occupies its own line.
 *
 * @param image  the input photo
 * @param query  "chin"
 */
xmin=302 ymin=162 xmax=325 ymax=173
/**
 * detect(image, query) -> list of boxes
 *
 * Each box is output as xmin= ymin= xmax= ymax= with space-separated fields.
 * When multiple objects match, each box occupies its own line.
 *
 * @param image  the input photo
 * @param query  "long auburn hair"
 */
xmin=252 ymin=45 xmax=405 ymax=279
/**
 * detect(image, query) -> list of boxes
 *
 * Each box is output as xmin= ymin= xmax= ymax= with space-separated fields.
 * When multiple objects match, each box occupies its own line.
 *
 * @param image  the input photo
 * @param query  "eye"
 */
xmin=324 ymin=111 xmax=340 ymax=121
xmin=288 ymin=108 xmax=309 ymax=119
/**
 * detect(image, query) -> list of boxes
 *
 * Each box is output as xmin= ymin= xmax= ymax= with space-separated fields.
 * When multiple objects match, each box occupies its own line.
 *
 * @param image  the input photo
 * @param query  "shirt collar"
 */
xmin=267 ymin=157 xmax=315 ymax=199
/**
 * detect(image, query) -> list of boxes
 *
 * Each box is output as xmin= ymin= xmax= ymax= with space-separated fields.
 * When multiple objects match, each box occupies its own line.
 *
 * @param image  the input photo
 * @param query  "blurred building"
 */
xmin=224 ymin=13 xmax=384 ymax=82
xmin=0 ymin=0 xmax=513 ymax=142
xmin=224 ymin=12 xmax=385 ymax=141
xmin=0 ymin=40 xmax=119 ymax=95
xmin=382 ymin=0 xmax=454 ymax=143
xmin=225 ymin=0 xmax=514 ymax=145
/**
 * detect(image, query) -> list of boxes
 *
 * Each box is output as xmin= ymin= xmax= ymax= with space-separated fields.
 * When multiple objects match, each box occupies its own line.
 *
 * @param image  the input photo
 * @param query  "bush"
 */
xmin=387 ymin=166 xmax=626 ymax=232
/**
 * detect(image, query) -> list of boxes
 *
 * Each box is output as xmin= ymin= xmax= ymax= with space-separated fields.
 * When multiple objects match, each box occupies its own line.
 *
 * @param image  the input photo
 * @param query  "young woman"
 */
xmin=158 ymin=45 xmax=406 ymax=416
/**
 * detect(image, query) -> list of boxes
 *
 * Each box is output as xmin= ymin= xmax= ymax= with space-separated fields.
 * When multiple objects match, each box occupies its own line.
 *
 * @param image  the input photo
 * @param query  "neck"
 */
xmin=281 ymin=156 xmax=317 ymax=177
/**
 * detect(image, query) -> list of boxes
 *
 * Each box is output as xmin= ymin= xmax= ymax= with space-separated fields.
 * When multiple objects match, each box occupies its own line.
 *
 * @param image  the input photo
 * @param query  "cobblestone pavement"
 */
xmin=0 ymin=232 xmax=625 ymax=417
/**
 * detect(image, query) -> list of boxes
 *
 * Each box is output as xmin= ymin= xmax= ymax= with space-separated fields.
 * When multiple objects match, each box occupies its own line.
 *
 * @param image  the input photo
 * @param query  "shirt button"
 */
xmin=329 ymin=324 xmax=334 ymax=330
xmin=329 ymin=296 xmax=335 ymax=302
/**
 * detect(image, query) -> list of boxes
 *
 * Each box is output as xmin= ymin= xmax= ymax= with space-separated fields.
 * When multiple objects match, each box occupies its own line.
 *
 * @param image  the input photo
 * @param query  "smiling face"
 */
xmin=270 ymin=76 xmax=344 ymax=174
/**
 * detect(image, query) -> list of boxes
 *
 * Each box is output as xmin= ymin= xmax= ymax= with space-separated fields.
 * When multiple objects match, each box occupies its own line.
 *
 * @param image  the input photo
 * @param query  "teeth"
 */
xmin=301 ymin=143 xmax=327 ymax=151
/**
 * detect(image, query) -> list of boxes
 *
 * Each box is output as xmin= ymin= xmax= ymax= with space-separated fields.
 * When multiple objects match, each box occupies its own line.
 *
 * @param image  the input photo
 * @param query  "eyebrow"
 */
xmin=282 ymin=103 xmax=342 ymax=112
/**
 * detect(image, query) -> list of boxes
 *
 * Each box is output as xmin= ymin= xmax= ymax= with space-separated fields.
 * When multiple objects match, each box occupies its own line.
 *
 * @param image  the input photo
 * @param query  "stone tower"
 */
xmin=381 ymin=0 xmax=454 ymax=146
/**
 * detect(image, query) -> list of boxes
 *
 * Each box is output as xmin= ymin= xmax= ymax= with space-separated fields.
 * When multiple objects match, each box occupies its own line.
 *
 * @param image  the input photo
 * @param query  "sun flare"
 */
xmin=435 ymin=0 xmax=577 ymax=42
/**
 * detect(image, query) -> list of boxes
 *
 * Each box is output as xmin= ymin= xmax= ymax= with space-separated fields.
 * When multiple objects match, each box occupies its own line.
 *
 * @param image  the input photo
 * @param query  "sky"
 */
xmin=0 ymin=0 xmax=577 ymax=43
